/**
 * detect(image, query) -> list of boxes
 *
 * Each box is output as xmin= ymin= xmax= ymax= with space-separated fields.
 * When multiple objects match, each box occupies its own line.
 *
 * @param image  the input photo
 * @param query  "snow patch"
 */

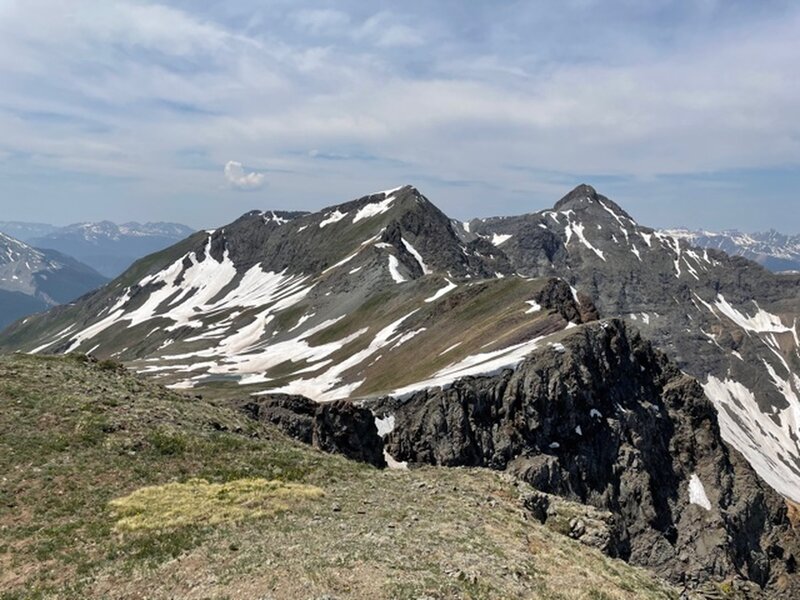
xmin=491 ymin=233 xmax=512 ymax=246
xmin=373 ymin=185 xmax=405 ymax=197
xmin=387 ymin=255 xmax=407 ymax=283
xmin=425 ymin=278 xmax=457 ymax=303
xmin=384 ymin=451 xmax=408 ymax=470
xmin=688 ymin=474 xmax=712 ymax=511
xmin=439 ymin=342 xmax=463 ymax=356
xmin=565 ymin=220 xmax=606 ymax=261
xmin=319 ymin=209 xmax=348 ymax=228
xmin=374 ymin=414 xmax=395 ymax=436
xmin=401 ymin=238 xmax=431 ymax=275
xmin=525 ymin=300 xmax=542 ymax=314
xmin=703 ymin=375 xmax=800 ymax=502
xmin=393 ymin=327 xmax=427 ymax=348
xmin=353 ymin=196 xmax=395 ymax=223
xmin=714 ymin=295 xmax=793 ymax=334
xmin=390 ymin=334 xmax=547 ymax=398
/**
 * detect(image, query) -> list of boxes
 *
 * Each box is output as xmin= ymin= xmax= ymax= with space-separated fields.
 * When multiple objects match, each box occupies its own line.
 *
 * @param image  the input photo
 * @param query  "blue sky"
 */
xmin=0 ymin=0 xmax=799 ymax=232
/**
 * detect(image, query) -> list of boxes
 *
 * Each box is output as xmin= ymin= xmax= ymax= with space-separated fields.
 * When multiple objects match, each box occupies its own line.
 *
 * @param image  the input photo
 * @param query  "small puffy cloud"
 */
xmin=224 ymin=161 xmax=265 ymax=190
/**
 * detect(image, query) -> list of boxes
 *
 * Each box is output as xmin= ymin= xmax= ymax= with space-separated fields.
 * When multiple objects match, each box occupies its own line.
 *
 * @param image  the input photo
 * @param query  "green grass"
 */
xmin=0 ymin=353 xmax=679 ymax=599
xmin=110 ymin=478 xmax=324 ymax=531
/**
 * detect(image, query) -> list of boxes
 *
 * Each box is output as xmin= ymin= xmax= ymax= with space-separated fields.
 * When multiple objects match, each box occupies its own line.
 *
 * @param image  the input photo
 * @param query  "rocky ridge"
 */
xmin=372 ymin=319 xmax=799 ymax=596
xmin=0 ymin=186 xmax=573 ymax=403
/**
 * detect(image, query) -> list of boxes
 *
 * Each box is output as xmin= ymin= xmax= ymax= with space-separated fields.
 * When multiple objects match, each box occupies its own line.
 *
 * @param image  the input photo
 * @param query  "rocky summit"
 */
xmin=2 ymin=183 xmax=800 ymax=597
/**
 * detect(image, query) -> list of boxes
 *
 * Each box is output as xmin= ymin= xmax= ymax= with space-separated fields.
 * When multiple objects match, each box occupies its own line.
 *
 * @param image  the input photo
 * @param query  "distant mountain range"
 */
xmin=0 ymin=231 xmax=107 ymax=330
xmin=660 ymin=228 xmax=800 ymax=273
xmin=0 ymin=220 xmax=193 ymax=327
xmin=24 ymin=221 xmax=195 ymax=278
xmin=0 ymin=221 xmax=59 ymax=240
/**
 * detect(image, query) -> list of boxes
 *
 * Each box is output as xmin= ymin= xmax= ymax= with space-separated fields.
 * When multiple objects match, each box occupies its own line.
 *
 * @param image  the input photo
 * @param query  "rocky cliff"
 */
xmin=375 ymin=320 xmax=799 ymax=596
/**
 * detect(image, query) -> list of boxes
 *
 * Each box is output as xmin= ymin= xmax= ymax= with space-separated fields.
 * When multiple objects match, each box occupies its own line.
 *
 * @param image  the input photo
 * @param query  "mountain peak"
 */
xmin=552 ymin=184 xmax=635 ymax=225
xmin=553 ymin=184 xmax=598 ymax=210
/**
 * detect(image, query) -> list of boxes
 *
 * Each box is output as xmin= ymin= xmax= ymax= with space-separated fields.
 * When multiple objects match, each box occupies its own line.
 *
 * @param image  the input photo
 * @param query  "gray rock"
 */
xmin=242 ymin=394 xmax=386 ymax=468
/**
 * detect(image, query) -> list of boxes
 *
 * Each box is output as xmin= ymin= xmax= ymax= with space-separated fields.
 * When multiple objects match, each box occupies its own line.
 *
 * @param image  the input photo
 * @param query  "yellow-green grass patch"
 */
xmin=109 ymin=478 xmax=324 ymax=531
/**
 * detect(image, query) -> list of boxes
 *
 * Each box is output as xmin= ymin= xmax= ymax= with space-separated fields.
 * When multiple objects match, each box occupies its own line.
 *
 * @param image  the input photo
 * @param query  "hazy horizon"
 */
xmin=2 ymin=181 xmax=800 ymax=237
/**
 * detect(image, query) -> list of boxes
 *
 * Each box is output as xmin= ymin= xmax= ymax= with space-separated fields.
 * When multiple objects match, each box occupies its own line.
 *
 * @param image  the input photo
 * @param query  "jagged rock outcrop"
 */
xmin=377 ymin=320 xmax=799 ymax=596
xmin=534 ymin=277 xmax=599 ymax=324
xmin=518 ymin=486 xmax=626 ymax=557
xmin=242 ymin=394 xmax=386 ymax=467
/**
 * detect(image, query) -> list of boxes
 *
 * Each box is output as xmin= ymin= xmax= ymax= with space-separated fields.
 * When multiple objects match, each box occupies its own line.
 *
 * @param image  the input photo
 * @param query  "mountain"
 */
xmin=467 ymin=185 xmax=800 ymax=504
xmin=662 ymin=228 xmax=800 ymax=273
xmin=29 ymin=221 xmax=195 ymax=278
xmin=3 ymin=184 xmax=800 ymax=595
xmin=0 ymin=220 xmax=58 ymax=241
xmin=0 ymin=186 xmax=571 ymax=400
xmin=375 ymin=319 xmax=799 ymax=593
xmin=0 ymin=231 xmax=108 ymax=330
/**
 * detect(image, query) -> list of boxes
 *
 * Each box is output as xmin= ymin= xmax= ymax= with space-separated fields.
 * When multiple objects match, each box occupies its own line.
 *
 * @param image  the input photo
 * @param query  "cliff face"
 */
xmin=242 ymin=394 xmax=387 ymax=468
xmin=378 ymin=320 xmax=799 ymax=595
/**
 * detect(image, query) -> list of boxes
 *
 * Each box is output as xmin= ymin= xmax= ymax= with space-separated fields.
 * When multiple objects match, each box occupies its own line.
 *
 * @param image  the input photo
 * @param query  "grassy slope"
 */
xmin=0 ymin=354 xmax=678 ymax=600
xmin=169 ymin=276 xmax=565 ymax=401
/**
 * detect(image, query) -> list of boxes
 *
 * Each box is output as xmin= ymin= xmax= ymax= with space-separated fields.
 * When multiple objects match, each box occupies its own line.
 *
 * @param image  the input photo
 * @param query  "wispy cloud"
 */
xmin=357 ymin=12 xmax=425 ymax=48
xmin=291 ymin=9 xmax=351 ymax=35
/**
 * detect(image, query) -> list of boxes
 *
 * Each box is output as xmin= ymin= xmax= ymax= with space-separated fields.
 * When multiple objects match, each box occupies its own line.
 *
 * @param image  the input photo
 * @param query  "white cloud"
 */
xmin=224 ymin=161 xmax=265 ymax=190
